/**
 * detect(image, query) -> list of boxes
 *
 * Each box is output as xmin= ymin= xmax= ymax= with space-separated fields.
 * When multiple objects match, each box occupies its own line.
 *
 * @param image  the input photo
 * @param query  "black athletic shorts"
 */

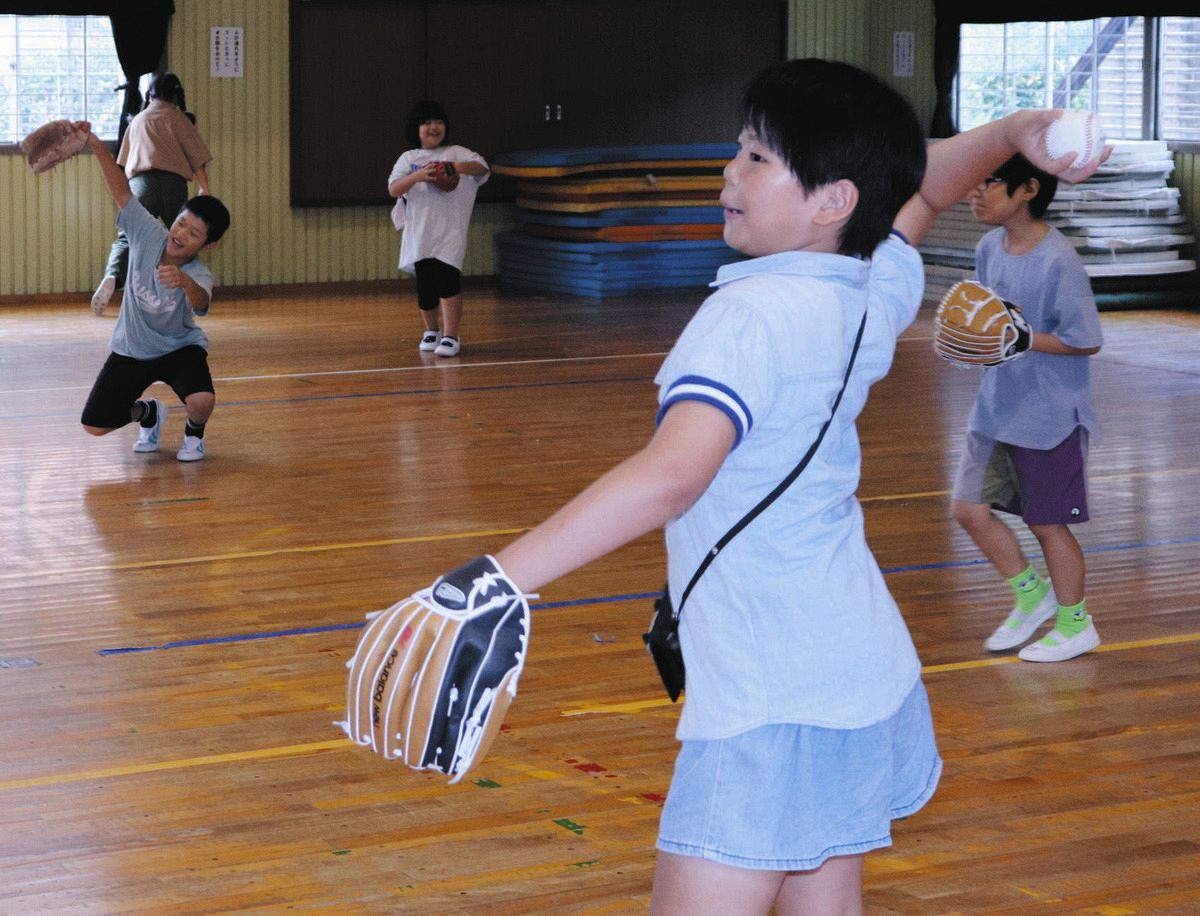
xmin=81 ymin=345 xmax=214 ymax=429
xmin=414 ymin=257 xmax=462 ymax=311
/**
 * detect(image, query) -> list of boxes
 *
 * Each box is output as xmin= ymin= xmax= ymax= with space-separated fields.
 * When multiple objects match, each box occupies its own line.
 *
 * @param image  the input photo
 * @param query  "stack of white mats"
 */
xmin=919 ymin=139 xmax=1197 ymax=306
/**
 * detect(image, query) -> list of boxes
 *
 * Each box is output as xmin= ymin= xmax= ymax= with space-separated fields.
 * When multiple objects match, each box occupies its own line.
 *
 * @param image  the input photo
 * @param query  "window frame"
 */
xmin=0 ymin=12 xmax=125 ymax=149
xmin=955 ymin=15 xmax=1200 ymax=153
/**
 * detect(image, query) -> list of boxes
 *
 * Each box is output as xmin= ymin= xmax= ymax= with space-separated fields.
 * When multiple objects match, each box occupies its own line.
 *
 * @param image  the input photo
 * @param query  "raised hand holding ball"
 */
xmin=1044 ymin=110 xmax=1105 ymax=169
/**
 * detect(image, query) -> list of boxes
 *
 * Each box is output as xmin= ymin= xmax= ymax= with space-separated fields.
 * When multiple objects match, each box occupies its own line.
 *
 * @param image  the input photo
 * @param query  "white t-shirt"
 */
xmin=389 ymin=144 xmax=489 ymax=273
xmin=654 ymin=234 xmax=926 ymax=740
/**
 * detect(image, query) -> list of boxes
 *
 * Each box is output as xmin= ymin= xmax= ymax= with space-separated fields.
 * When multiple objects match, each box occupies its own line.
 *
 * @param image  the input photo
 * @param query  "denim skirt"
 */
xmin=656 ymin=679 xmax=941 ymax=871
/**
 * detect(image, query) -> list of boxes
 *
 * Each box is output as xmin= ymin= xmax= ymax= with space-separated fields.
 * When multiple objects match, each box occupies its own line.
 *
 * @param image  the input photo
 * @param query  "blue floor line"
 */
xmin=96 ymin=534 xmax=1200 ymax=656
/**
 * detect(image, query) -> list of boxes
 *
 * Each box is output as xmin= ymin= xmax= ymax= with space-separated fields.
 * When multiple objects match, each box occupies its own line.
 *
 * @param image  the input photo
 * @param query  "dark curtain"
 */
xmin=0 ymin=1 xmax=175 ymax=145
xmin=931 ymin=1 xmax=1200 ymax=136
xmin=110 ymin=5 xmax=173 ymax=144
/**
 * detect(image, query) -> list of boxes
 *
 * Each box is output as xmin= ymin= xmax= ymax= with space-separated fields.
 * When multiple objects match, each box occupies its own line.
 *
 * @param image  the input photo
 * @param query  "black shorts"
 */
xmin=414 ymin=258 xmax=462 ymax=311
xmin=81 ymin=345 xmax=214 ymax=429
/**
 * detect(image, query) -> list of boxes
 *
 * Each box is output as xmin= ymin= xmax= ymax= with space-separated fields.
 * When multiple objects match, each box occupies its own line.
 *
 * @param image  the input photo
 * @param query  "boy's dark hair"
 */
xmin=741 ymin=59 xmax=926 ymax=258
xmin=405 ymin=100 xmax=450 ymax=149
xmin=146 ymin=71 xmax=187 ymax=111
xmin=993 ymin=153 xmax=1058 ymax=218
xmin=183 ymin=195 xmax=231 ymax=244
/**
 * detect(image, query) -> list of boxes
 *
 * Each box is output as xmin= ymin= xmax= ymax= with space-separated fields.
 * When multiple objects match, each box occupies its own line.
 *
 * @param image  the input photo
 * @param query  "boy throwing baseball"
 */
xmin=354 ymin=62 xmax=1109 ymax=912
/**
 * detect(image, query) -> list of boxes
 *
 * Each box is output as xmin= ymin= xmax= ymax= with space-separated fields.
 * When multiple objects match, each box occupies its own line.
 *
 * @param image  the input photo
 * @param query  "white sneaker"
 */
xmin=176 ymin=435 xmax=206 ymax=462
xmin=132 ymin=399 xmax=166 ymax=453
xmin=419 ymin=328 xmax=440 ymax=352
xmin=91 ymin=276 xmax=116 ymax=314
xmin=984 ymin=584 xmax=1057 ymax=651
xmin=434 ymin=335 xmax=461 ymax=357
xmin=1018 ymin=619 xmax=1101 ymax=662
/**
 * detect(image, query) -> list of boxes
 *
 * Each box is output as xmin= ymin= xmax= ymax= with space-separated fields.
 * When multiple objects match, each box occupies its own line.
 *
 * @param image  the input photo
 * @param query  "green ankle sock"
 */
xmin=1054 ymin=599 xmax=1089 ymax=636
xmin=1007 ymin=565 xmax=1048 ymax=613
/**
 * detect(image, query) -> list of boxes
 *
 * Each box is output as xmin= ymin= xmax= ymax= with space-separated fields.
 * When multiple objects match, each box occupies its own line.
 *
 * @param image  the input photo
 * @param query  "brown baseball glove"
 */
xmin=933 ymin=280 xmax=1032 ymax=368
xmin=339 ymin=555 xmax=532 ymax=783
xmin=21 ymin=120 xmax=91 ymax=175
xmin=430 ymin=160 xmax=460 ymax=192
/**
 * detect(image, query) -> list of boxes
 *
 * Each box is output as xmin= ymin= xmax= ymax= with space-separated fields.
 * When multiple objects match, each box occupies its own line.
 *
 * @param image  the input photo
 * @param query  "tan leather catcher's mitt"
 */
xmin=21 ymin=120 xmax=90 ymax=175
xmin=933 ymin=280 xmax=1033 ymax=368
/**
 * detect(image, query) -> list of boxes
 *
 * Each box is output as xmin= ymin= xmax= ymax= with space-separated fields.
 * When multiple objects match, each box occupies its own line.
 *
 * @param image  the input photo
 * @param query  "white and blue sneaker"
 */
xmin=176 ymin=435 xmax=206 ymax=462
xmin=434 ymin=335 xmax=461 ymax=357
xmin=91 ymin=276 xmax=116 ymax=314
xmin=133 ymin=399 xmax=166 ymax=453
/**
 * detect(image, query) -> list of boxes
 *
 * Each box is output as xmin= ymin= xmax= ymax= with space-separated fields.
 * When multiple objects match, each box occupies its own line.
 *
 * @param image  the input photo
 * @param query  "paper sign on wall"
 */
xmin=211 ymin=27 xmax=244 ymax=78
xmin=893 ymin=31 xmax=914 ymax=78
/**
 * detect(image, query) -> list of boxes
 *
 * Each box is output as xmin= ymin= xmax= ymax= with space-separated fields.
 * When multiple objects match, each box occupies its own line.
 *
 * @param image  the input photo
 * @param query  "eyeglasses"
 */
xmin=977 ymin=176 xmax=1007 ymax=191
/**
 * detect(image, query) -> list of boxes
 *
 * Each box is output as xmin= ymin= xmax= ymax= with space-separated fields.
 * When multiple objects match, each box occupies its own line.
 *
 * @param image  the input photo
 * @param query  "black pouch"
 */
xmin=637 ymin=311 xmax=866 ymax=705
xmin=642 ymin=583 xmax=685 ymax=702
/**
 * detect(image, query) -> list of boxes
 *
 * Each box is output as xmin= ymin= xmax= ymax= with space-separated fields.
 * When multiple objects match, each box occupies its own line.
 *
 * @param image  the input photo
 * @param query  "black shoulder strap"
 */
xmin=676 ymin=307 xmax=868 ymax=614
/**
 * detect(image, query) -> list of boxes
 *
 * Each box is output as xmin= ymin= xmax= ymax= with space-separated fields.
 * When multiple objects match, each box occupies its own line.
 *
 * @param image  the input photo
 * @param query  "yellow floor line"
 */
xmin=4 ymin=630 xmax=1199 ymax=794
xmin=10 ymin=468 xmax=1198 ymax=580
xmin=563 ymin=630 xmax=1200 ymax=713
xmin=0 ymin=739 xmax=347 ymax=792
xmin=5 ymin=527 xmax=529 ymax=581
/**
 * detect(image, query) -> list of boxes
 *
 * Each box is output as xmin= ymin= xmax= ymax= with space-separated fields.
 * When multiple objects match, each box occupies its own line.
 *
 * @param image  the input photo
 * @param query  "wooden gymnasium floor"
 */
xmin=1 ymin=281 xmax=1199 ymax=915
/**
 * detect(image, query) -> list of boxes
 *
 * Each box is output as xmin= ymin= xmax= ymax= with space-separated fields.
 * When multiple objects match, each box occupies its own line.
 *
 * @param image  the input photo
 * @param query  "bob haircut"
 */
xmin=405 ymin=100 xmax=450 ymax=149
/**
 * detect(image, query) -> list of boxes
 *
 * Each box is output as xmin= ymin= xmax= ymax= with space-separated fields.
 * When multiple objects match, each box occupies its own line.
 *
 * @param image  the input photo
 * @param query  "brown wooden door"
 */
xmin=542 ymin=0 xmax=784 ymax=146
xmin=290 ymin=0 xmax=427 ymax=206
xmin=427 ymin=0 xmax=550 ymax=201
xmin=289 ymin=0 xmax=785 ymax=206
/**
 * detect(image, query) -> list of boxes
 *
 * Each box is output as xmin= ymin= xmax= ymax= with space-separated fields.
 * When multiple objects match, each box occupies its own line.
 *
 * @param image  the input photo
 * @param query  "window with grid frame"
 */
xmin=956 ymin=17 xmax=1200 ymax=145
xmin=0 ymin=14 xmax=125 ymax=146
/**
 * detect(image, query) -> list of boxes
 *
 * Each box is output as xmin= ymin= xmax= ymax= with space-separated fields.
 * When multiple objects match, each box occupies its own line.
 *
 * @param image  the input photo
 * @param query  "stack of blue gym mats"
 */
xmin=492 ymin=144 xmax=744 ymax=298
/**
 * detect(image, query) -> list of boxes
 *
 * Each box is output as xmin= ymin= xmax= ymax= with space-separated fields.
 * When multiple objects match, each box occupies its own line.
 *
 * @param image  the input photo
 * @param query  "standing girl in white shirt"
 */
xmin=387 ymin=101 xmax=489 ymax=357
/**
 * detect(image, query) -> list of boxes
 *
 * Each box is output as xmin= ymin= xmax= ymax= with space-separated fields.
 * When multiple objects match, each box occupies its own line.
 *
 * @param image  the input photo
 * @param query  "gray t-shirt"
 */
xmin=968 ymin=225 xmax=1102 ymax=449
xmin=109 ymin=197 xmax=212 ymax=360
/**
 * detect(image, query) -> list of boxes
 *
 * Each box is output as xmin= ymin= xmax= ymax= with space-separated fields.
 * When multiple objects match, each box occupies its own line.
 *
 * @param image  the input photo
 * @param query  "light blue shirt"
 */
xmin=655 ymin=235 xmax=925 ymax=739
xmin=969 ymin=226 xmax=1102 ymax=448
xmin=110 ymin=197 xmax=212 ymax=360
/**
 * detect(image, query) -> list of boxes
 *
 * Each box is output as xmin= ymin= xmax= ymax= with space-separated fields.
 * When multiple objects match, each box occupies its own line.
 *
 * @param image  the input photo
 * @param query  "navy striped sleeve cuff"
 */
xmin=656 ymin=375 xmax=753 ymax=447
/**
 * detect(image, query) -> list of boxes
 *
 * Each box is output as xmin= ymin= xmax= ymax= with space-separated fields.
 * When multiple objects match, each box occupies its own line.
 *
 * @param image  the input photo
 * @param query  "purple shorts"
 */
xmin=952 ymin=427 xmax=1089 ymax=525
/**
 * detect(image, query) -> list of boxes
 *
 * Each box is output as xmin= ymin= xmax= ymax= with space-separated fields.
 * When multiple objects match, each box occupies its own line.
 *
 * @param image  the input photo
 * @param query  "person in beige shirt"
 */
xmin=91 ymin=72 xmax=213 ymax=315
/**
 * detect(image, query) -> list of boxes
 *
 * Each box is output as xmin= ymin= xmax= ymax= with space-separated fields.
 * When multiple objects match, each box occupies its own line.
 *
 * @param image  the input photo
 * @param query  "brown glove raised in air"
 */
xmin=21 ymin=120 xmax=91 ymax=175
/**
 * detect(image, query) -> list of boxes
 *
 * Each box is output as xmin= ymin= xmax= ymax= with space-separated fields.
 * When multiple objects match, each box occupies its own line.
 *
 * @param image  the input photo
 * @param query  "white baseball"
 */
xmin=1044 ymin=110 xmax=1104 ymax=169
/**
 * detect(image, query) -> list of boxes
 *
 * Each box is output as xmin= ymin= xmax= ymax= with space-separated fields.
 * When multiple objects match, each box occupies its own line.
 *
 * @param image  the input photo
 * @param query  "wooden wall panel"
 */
xmin=789 ymin=0 xmax=869 ymax=65
xmin=0 ymin=151 xmax=115 ymax=297
xmin=862 ymin=0 xmax=937 ymax=132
